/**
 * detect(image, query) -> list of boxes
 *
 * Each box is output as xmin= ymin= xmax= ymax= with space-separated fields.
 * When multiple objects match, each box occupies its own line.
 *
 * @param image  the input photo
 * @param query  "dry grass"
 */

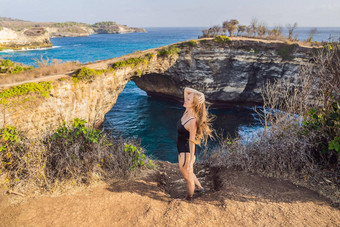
xmin=202 ymin=42 xmax=340 ymax=205
xmin=0 ymin=56 xmax=81 ymax=85
xmin=0 ymin=120 xmax=155 ymax=196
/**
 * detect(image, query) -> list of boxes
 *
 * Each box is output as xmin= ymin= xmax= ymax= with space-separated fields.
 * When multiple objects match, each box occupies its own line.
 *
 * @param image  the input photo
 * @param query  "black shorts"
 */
xmin=178 ymin=151 xmax=190 ymax=167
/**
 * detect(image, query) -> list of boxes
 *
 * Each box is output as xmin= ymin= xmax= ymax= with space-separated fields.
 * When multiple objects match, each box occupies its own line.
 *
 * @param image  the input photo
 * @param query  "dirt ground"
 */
xmin=0 ymin=160 xmax=339 ymax=227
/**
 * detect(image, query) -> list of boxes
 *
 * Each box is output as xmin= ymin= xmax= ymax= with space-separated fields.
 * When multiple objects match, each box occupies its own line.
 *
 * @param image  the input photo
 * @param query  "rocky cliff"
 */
xmin=0 ymin=27 xmax=52 ymax=50
xmin=0 ymin=37 xmax=321 ymax=138
xmin=132 ymin=37 xmax=319 ymax=106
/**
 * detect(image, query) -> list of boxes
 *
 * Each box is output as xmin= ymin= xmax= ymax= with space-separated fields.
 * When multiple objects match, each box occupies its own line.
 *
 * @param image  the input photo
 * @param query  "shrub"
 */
xmin=124 ymin=143 xmax=154 ymax=171
xmin=188 ymin=40 xmax=198 ymax=47
xmin=71 ymin=66 xmax=113 ymax=84
xmin=0 ymin=59 xmax=33 ymax=74
xmin=214 ymin=35 xmax=231 ymax=44
xmin=277 ymin=43 xmax=296 ymax=60
xmin=204 ymin=41 xmax=340 ymax=205
xmin=0 ymin=81 xmax=52 ymax=105
xmin=302 ymin=101 xmax=340 ymax=167
xmin=111 ymin=56 xmax=149 ymax=69
xmin=0 ymin=118 xmax=156 ymax=193
xmin=157 ymin=45 xmax=181 ymax=57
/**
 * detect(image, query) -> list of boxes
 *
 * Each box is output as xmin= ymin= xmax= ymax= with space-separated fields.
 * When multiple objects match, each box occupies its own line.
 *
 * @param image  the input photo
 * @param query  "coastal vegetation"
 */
xmin=200 ymin=17 xmax=323 ymax=46
xmin=188 ymin=40 xmax=198 ymax=47
xmin=204 ymin=41 xmax=340 ymax=204
xmin=157 ymin=45 xmax=181 ymax=57
xmin=0 ymin=81 xmax=53 ymax=106
xmin=111 ymin=56 xmax=149 ymax=69
xmin=277 ymin=43 xmax=297 ymax=60
xmin=0 ymin=118 xmax=155 ymax=194
xmin=214 ymin=35 xmax=231 ymax=44
xmin=0 ymin=56 xmax=81 ymax=85
xmin=0 ymin=59 xmax=34 ymax=74
xmin=53 ymin=22 xmax=88 ymax=27
xmin=71 ymin=67 xmax=115 ymax=84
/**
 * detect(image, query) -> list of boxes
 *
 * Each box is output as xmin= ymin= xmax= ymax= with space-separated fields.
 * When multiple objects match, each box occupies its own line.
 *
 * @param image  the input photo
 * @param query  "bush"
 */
xmin=203 ymin=41 xmax=340 ymax=205
xmin=214 ymin=35 xmax=231 ymax=44
xmin=111 ymin=56 xmax=149 ymax=69
xmin=302 ymin=101 xmax=340 ymax=167
xmin=71 ymin=67 xmax=113 ymax=84
xmin=188 ymin=40 xmax=198 ymax=47
xmin=277 ymin=43 xmax=296 ymax=60
xmin=0 ymin=59 xmax=33 ymax=74
xmin=0 ymin=81 xmax=52 ymax=106
xmin=0 ymin=118 xmax=156 ymax=193
xmin=157 ymin=45 xmax=181 ymax=57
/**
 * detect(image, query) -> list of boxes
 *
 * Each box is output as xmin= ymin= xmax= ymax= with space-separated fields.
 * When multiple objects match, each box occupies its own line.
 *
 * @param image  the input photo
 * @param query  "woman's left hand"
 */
xmin=186 ymin=155 xmax=195 ymax=171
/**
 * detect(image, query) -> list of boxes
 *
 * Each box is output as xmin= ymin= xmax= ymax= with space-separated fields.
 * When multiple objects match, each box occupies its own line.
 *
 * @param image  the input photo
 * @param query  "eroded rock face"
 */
xmin=0 ymin=38 xmax=320 ymax=138
xmin=0 ymin=50 xmax=178 ymax=138
xmin=131 ymin=38 xmax=318 ymax=107
xmin=0 ymin=27 xmax=51 ymax=49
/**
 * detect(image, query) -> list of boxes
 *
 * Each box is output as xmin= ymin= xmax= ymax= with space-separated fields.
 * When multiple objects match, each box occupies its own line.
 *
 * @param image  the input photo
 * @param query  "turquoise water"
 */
xmin=101 ymin=81 xmax=262 ymax=162
xmin=0 ymin=27 xmax=210 ymax=65
xmin=1 ymin=27 xmax=339 ymax=163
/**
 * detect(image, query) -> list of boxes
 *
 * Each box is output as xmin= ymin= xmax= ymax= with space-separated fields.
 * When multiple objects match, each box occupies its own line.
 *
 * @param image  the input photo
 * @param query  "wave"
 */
xmin=0 ymin=46 xmax=61 ymax=53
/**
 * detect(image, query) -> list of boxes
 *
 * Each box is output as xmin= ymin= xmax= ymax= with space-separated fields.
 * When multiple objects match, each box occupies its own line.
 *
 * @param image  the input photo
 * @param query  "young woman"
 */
xmin=177 ymin=87 xmax=216 ymax=201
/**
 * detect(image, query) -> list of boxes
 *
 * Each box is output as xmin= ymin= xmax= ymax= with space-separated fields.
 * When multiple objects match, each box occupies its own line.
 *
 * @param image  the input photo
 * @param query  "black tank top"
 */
xmin=176 ymin=117 xmax=195 ymax=153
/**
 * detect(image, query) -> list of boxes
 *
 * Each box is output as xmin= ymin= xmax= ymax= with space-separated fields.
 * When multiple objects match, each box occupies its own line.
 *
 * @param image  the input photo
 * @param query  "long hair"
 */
xmin=191 ymin=93 xmax=217 ymax=147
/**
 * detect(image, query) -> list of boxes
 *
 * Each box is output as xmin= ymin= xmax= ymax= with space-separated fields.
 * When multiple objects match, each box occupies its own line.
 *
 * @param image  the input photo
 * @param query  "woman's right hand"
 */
xmin=198 ymin=93 xmax=205 ymax=104
xmin=185 ymin=87 xmax=205 ymax=103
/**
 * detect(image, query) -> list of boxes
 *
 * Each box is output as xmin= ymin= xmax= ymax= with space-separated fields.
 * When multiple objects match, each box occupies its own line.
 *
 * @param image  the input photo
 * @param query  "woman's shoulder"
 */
xmin=188 ymin=116 xmax=197 ymax=124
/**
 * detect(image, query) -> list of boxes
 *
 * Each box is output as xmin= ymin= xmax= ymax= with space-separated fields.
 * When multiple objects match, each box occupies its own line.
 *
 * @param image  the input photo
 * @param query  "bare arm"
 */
xmin=184 ymin=87 xmax=205 ymax=103
xmin=187 ymin=119 xmax=197 ymax=168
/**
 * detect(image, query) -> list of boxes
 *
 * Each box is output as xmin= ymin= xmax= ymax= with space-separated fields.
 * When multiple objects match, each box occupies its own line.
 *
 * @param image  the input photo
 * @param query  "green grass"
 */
xmin=188 ymin=40 xmax=198 ymax=47
xmin=0 ymin=81 xmax=53 ymax=105
xmin=157 ymin=45 xmax=181 ymax=57
xmin=0 ymin=59 xmax=34 ymax=74
xmin=71 ymin=67 xmax=114 ymax=84
xmin=214 ymin=35 xmax=231 ymax=44
xmin=111 ymin=56 xmax=150 ymax=69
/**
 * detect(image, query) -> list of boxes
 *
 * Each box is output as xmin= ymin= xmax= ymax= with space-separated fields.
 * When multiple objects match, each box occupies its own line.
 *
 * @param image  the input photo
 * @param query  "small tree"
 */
xmin=250 ymin=17 xmax=258 ymax=37
xmin=306 ymin=28 xmax=317 ymax=42
xmin=222 ymin=19 xmax=239 ymax=36
xmin=286 ymin=22 xmax=298 ymax=41
xmin=246 ymin=25 xmax=252 ymax=37
xmin=208 ymin=25 xmax=224 ymax=37
xmin=201 ymin=29 xmax=209 ymax=37
xmin=257 ymin=22 xmax=267 ymax=38
xmin=237 ymin=25 xmax=246 ymax=36
xmin=267 ymin=25 xmax=284 ymax=40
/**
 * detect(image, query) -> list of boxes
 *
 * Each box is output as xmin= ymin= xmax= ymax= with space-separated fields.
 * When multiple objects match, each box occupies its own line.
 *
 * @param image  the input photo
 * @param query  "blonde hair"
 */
xmin=191 ymin=93 xmax=217 ymax=147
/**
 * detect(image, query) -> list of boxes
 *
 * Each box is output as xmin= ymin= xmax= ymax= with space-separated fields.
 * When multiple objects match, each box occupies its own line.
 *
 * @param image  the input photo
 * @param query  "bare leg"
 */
xmin=186 ymin=168 xmax=195 ymax=197
xmin=179 ymin=153 xmax=195 ymax=197
xmin=193 ymin=173 xmax=202 ymax=189
xmin=191 ymin=155 xmax=202 ymax=189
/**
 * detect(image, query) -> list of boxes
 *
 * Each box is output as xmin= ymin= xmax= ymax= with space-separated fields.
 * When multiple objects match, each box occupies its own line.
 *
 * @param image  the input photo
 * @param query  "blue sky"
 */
xmin=0 ymin=0 xmax=339 ymax=27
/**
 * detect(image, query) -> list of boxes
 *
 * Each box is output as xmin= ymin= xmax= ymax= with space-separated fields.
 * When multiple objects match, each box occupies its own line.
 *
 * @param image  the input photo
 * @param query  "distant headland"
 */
xmin=0 ymin=17 xmax=146 ymax=51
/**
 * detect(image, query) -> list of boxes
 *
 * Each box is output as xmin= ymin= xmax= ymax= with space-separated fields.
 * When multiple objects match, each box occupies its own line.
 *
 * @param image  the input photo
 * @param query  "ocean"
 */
xmin=1 ymin=27 xmax=339 ymax=163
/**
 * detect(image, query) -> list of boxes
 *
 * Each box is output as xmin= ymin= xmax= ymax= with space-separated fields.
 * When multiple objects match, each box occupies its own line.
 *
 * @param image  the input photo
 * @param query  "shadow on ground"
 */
xmin=105 ymin=160 xmax=338 ymax=209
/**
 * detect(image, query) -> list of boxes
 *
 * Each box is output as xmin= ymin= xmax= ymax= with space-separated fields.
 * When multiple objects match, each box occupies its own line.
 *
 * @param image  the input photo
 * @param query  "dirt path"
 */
xmin=0 ymin=73 xmax=70 ymax=89
xmin=0 ymin=161 xmax=339 ymax=226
